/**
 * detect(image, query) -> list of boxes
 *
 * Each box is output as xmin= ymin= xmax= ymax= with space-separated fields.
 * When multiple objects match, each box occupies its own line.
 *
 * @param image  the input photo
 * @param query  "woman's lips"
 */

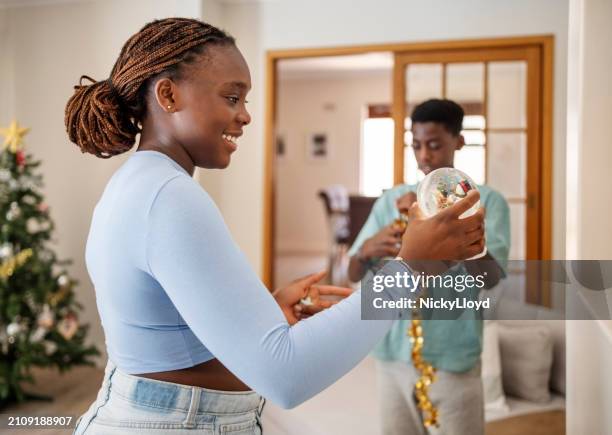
xmin=222 ymin=133 xmax=239 ymax=151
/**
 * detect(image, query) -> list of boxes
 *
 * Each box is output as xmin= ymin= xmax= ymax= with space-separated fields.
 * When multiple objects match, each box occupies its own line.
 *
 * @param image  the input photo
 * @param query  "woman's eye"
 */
xmin=226 ymin=96 xmax=239 ymax=104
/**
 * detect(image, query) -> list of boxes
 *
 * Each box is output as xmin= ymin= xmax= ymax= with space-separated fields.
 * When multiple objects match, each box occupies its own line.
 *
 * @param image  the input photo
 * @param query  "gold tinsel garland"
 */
xmin=0 ymin=248 xmax=33 ymax=280
xmin=408 ymin=299 xmax=439 ymax=428
xmin=395 ymin=211 xmax=439 ymax=429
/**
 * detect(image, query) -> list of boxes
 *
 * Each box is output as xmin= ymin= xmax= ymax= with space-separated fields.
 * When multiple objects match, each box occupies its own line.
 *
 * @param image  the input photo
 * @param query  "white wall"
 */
xmin=0 ymin=8 xmax=15 ymax=125
xmin=565 ymin=0 xmax=612 ymax=432
xmin=1 ymin=0 xmax=204 ymax=363
xmin=276 ymin=72 xmax=390 ymax=254
xmin=207 ymin=0 xmax=569 ymax=270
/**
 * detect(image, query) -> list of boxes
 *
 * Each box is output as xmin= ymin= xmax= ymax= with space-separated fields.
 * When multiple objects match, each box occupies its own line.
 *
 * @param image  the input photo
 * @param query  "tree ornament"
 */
xmin=0 ymin=168 xmax=10 ymax=182
xmin=26 ymin=217 xmax=39 ymax=234
xmin=43 ymin=340 xmax=57 ymax=355
xmin=57 ymin=313 xmax=78 ymax=340
xmin=30 ymin=327 xmax=47 ymax=343
xmin=6 ymin=202 xmax=21 ymax=221
xmin=21 ymin=194 xmax=36 ymax=205
xmin=15 ymin=150 xmax=26 ymax=167
xmin=0 ymin=120 xmax=30 ymax=153
xmin=57 ymin=274 xmax=70 ymax=287
xmin=0 ymin=248 xmax=33 ymax=280
xmin=0 ymin=243 xmax=13 ymax=259
xmin=24 ymin=290 xmax=37 ymax=311
xmin=37 ymin=304 xmax=54 ymax=329
xmin=6 ymin=323 xmax=22 ymax=337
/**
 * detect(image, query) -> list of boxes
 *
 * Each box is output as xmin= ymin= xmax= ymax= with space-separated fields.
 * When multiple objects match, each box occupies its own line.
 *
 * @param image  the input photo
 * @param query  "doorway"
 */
xmin=263 ymin=36 xmax=553 ymax=297
xmin=273 ymin=53 xmax=393 ymax=287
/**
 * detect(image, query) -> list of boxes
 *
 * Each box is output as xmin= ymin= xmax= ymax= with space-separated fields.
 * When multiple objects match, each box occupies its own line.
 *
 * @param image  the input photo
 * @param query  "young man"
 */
xmin=348 ymin=99 xmax=510 ymax=435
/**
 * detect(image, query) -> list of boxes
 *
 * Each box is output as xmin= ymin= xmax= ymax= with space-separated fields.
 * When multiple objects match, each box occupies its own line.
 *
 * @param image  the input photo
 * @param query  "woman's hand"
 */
xmin=273 ymin=271 xmax=353 ymax=325
xmin=399 ymin=190 xmax=485 ymax=270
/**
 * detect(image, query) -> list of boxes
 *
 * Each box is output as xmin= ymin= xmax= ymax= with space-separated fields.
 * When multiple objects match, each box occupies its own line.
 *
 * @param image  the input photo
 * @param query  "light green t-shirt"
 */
xmin=349 ymin=183 xmax=510 ymax=372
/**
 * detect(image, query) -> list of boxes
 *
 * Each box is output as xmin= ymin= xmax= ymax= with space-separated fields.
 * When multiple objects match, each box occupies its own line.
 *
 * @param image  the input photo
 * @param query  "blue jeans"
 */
xmin=73 ymin=360 xmax=265 ymax=434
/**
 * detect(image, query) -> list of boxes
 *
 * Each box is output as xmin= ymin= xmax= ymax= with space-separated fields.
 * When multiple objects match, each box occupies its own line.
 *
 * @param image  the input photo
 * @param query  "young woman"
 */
xmin=65 ymin=18 xmax=485 ymax=434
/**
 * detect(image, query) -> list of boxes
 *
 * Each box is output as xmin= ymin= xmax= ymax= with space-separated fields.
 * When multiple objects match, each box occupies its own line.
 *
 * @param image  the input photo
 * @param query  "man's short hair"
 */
xmin=411 ymin=99 xmax=464 ymax=136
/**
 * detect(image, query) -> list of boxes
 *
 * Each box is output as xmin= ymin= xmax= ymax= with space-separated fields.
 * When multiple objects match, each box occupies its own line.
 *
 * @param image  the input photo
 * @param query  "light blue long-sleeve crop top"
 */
xmin=85 ymin=150 xmax=411 ymax=408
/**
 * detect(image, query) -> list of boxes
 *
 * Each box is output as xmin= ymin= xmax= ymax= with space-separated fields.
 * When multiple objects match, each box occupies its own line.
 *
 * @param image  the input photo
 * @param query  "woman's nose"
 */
xmin=237 ymin=107 xmax=251 ymax=126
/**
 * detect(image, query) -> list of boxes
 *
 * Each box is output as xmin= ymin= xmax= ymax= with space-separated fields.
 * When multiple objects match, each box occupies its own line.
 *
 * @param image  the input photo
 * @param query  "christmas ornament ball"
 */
xmin=416 ymin=167 xmax=480 ymax=218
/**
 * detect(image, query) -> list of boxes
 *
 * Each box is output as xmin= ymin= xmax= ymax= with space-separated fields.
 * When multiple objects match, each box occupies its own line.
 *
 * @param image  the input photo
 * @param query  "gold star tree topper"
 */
xmin=0 ymin=120 xmax=30 ymax=153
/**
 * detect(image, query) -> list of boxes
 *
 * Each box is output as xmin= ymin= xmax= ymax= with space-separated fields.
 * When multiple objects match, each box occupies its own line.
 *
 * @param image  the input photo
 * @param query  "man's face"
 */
xmin=411 ymin=121 xmax=464 ymax=175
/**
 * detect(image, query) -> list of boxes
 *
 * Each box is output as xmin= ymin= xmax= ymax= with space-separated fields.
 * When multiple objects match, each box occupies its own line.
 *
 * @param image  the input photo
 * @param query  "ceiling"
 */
xmin=278 ymin=52 xmax=393 ymax=80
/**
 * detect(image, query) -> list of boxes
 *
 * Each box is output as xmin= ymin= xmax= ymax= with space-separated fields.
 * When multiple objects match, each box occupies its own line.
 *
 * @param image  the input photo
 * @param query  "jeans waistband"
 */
xmin=105 ymin=360 xmax=264 ymax=415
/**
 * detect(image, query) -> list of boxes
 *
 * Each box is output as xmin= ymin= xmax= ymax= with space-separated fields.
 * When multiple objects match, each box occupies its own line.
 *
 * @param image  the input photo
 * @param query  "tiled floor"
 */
xmin=262 ymin=357 xmax=381 ymax=435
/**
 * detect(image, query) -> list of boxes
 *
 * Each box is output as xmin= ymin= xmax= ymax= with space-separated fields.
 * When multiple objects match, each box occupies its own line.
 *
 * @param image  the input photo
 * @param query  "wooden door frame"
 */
xmin=263 ymin=35 xmax=553 ymax=287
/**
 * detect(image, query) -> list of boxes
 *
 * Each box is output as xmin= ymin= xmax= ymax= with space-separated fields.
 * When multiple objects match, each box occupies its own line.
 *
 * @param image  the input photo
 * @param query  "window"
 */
xmin=360 ymin=117 xmax=394 ymax=196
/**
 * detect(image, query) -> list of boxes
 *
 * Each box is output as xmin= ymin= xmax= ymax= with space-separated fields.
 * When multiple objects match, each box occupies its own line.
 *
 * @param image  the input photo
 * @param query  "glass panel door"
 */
xmin=393 ymin=46 xmax=545 ymax=304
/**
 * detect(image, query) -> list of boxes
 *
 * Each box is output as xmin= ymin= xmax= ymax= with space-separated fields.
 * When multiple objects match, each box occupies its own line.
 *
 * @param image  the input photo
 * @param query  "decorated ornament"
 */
xmin=300 ymin=296 xmax=314 ymax=306
xmin=0 ymin=243 xmax=13 ymax=259
xmin=24 ymin=290 xmax=37 ymax=311
xmin=0 ymin=120 xmax=30 ymax=153
xmin=26 ymin=217 xmax=40 ymax=234
xmin=0 ymin=248 xmax=33 ymax=280
xmin=6 ymin=322 xmax=22 ymax=337
xmin=57 ymin=274 xmax=70 ymax=287
xmin=37 ymin=220 xmax=51 ymax=232
xmin=417 ymin=167 xmax=486 ymax=259
xmin=37 ymin=304 xmax=55 ymax=329
xmin=37 ymin=202 xmax=49 ymax=213
xmin=417 ymin=168 xmax=479 ymax=218
xmin=15 ymin=150 xmax=26 ymax=167
xmin=43 ymin=340 xmax=57 ymax=355
xmin=21 ymin=194 xmax=36 ymax=205
xmin=57 ymin=312 xmax=79 ymax=340
xmin=0 ymin=168 xmax=10 ymax=182
xmin=48 ymin=287 xmax=69 ymax=307
xmin=30 ymin=327 xmax=47 ymax=343
xmin=6 ymin=201 xmax=21 ymax=221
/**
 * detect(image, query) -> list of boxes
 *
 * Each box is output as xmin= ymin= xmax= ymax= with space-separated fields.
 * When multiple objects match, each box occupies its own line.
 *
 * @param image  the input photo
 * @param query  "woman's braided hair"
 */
xmin=65 ymin=18 xmax=235 ymax=158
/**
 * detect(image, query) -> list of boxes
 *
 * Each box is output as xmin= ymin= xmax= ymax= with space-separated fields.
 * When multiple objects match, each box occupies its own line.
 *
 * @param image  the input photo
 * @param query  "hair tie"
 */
xmin=78 ymin=75 xmax=97 ymax=86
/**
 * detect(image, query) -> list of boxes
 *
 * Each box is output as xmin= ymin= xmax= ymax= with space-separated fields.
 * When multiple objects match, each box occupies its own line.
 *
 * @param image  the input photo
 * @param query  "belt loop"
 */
xmin=258 ymin=397 xmax=266 ymax=415
xmin=256 ymin=397 xmax=266 ymax=434
xmin=100 ymin=360 xmax=117 ymax=404
xmin=183 ymin=386 xmax=201 ymax=429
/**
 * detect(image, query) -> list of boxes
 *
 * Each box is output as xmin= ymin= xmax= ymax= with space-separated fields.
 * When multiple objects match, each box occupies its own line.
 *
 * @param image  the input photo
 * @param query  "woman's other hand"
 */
xmin=273 ymin=271 xmax=353 ymax=325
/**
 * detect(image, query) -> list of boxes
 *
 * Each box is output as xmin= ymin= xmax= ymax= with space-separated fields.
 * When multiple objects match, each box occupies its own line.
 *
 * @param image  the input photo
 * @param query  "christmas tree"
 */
xmin=0 ymin=121 xmax=99 ymax=408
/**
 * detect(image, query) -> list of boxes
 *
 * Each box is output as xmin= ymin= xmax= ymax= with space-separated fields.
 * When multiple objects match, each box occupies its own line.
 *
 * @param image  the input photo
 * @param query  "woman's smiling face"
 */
xmin=167 ymin=44 xmax=252 ymax=169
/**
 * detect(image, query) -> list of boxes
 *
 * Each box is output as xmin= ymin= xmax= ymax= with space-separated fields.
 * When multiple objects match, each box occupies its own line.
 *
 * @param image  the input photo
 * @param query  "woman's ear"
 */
xmin=153 ymin=78 xmax=177 ymax=113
